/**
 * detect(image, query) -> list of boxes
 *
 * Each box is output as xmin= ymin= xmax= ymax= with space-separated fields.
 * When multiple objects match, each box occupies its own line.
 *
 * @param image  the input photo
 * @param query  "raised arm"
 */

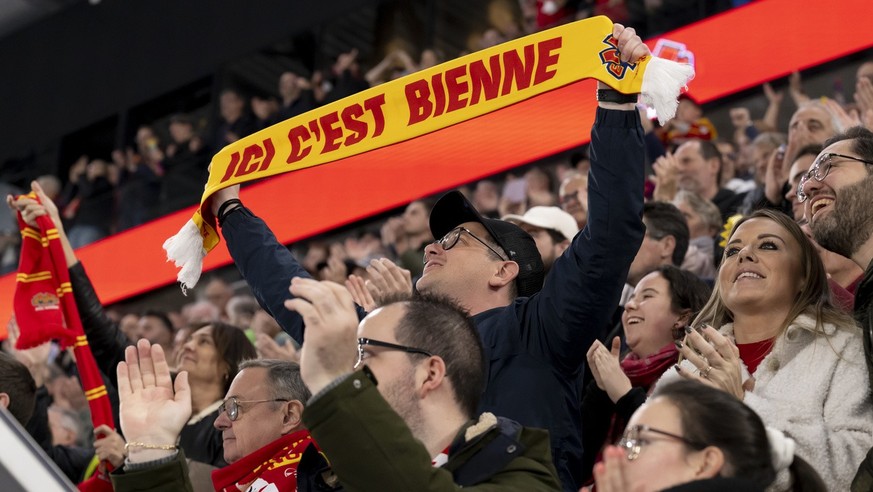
xmin=110 ymin=340 xmax=194 ymax=492
xmin=214 ymin=186 xmax=365 ymax=345
xmin=8 ymin=181 xmax=132 ymax=386
xmin=525 ymin=86 xmax=645 ymax=377
xmin=290 ymin=279 xmax=561 ymax=491
xmin=523 ymin=24 xmax=647 ymax=373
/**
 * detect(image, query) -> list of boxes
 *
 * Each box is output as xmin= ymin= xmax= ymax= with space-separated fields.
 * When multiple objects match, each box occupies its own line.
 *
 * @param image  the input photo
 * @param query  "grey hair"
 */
xmin=795 ymin=100 xmax=841 ymax=134
xmin=751 ymin=132 xmax=786 ymax=153
xmin=673 ymin=190 xmax=722 ymax=234
xmin=238 ymin=359 xmax=311 ymax=403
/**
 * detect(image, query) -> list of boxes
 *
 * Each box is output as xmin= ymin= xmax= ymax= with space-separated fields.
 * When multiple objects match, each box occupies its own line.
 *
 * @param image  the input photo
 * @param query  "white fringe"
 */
xmin=162 ymin=219 xmax=206 ymax=295
xmin=641 ymin=56 xmax=696 ymax=125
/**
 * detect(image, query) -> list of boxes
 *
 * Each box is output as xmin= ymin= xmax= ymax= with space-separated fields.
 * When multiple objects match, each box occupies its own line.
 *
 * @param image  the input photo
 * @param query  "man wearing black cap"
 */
xmin=209 ymin=25 xmax=648 ymax=491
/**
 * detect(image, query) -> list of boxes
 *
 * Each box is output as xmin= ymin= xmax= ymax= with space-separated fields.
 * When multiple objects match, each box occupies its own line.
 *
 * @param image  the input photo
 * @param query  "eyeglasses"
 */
xmin=434 ymin=226 xmax=507 ymax=261
xmin=797 ymin=152 xmax=873 ymax=203
xmin=355 ymin=337 xmax=433 ymax=369
xmin=617 ymin=425 xmax=705 ymax=461
xmin=218 ymin=396 xmax=290 ymax=422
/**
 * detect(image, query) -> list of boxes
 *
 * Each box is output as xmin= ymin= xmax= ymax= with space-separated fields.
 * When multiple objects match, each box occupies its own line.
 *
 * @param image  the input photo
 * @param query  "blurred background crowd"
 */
xmin=1 ymin=0 xmax=872 ymax=490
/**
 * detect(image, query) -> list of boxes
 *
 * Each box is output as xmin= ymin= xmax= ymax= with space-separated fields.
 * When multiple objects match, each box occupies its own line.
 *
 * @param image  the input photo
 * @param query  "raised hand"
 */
xmin=93 ymin=425 xmax=126 ymax=468
xmin=675 ymin=326 xmax=745 ymax=399
xmin=763 ymin=82 xmax=784 ymax=105
xmin=788 ymin=71 xmax=810 ymax=106
xmin=320 ymin=254 xmax=349 ymax=284
xmin=117 ymin=339 xmax=191 ymax=463
xmin=854 ymin=77 xmax=873 ymax=115
xmin=345 ymin=274 xmax=377 ymax=313
xmin=255 ymin=333 xmax=300 ymax=363
xmin=586 ymin=338 xmax=632 ymax=403
xmin=6 ymin=181 xmax=62 ymax=231
xmin=763 ymin=145 xmax=788 ymax=204
xmin=593 ymin=445 xmax=643 ymax=492
xmin=285 ymin=278 xmax=359 ymax=395
xmin=652 ymin=151 xmax=679 ymax=202
xmin=822 ymin=97 xmax=862 ymax=131
xmin=334 ymin=49 xmax=359 ymax=74
xmin=612 ymin=23 xmax=650 ymax=64
xmin=364 ymin=258 xmax=413 ymax=306
xmin=380 ymin=217 xmax=404 ymax=251
xmin=760 ymin=82 xmax=785 ymax=132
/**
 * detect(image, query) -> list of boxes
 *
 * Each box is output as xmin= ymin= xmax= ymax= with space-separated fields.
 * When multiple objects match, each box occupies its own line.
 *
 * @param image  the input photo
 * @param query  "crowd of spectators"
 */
xmin=3 ymin=3 xmax=873 ymax=492
xmin=0 ymin=0 xmax=740 ymax=266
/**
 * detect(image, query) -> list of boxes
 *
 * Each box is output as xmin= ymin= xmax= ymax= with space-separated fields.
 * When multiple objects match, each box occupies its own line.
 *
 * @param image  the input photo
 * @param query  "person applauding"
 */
xmin=581 ymin=266 xmax=710 ymax=482
xmin=659 ymin=209 xmax=873 ymax=489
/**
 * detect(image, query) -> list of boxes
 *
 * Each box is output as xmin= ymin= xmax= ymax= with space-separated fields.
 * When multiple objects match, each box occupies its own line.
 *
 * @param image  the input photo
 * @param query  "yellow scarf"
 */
xmin=164 ymin=15 xmax=693 ymax=290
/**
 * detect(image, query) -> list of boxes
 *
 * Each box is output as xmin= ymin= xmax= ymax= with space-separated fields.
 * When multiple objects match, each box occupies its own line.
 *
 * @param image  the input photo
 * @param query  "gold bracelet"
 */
xmin=124 ymin=442 xmax=178 ymax=453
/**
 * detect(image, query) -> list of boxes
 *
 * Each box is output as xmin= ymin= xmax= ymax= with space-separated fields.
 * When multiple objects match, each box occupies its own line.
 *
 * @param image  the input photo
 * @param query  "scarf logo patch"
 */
xmin=599 ymin=35 xmax=638 ymax=79
xmin=31 ymin=292 xmax=60 ymax=311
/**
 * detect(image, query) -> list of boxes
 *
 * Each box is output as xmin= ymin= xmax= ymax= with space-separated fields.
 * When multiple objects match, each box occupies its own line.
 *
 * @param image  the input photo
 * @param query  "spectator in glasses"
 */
xmin=581 ymin=266 xmax=710 ymax=484
xmin=207 ymin=23 xmax=650 ymax=490
xmin=594 ymin=380 xmax=826 ymax=492
xmin=110 ymin=349 xmax=339 ymax=491
xmin=288 ymin=281 xmax=561 ymax=490
xmin=659 ymin=209 xmax=873 ymax=489
xmin=802 ymin=126 xmax=873 ymax=490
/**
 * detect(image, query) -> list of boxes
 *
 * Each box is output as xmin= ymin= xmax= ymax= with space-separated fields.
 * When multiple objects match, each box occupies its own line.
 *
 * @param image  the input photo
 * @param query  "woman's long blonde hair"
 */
xmin=691 ymin=209 xmax=856 ymax=337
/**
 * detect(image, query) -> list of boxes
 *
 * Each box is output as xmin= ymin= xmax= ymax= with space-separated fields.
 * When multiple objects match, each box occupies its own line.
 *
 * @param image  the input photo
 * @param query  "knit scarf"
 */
xmin=12 ymin=196 xmax=116 ymax=491
xmin=212 ymin=429 xmax=317 ymax=492
xmin=163 ymin=15 xmax=694 ymax=291
xmin=620 ymin=342 xmax=679 ymax=390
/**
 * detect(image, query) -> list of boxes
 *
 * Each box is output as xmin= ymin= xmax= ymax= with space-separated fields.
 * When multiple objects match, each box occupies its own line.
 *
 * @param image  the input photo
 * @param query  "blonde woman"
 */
xmin=657 ymin=209 xmax=873 ymax=490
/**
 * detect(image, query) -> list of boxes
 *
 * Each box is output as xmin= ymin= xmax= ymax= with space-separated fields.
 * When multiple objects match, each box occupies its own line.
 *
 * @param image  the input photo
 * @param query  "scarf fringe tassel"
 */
xmin=162 ymin=219 xmax=205 ymax=295
xmin=640 ymin=56 xmax=695 ymax=124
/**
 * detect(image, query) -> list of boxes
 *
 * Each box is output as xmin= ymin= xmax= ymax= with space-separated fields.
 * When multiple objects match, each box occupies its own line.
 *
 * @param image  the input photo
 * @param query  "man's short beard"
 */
xmin=382 ymin=369 xmax=425 ymax=438
xmin=811 ymin=174 xmax=873 ymax=259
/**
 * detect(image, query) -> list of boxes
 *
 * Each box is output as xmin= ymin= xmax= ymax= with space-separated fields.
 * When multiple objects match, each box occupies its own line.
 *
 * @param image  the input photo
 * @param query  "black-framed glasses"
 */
xmin=218 ymin=396 xmax=290 ymax=422
xmin=797 ymin=152 xmax=873 ymax=203
xmin=617 ymin=425 xmax=705 ymax=461
xmin=435 ymin=226 xmax=507 ymax=261
xmin=355 ymin=337 xmax=433 ymax=369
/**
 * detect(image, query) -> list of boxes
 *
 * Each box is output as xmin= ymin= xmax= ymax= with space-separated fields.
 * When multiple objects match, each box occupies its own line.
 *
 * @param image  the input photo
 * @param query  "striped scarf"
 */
xmin=12 ymin=195 xmax=116 ymax=490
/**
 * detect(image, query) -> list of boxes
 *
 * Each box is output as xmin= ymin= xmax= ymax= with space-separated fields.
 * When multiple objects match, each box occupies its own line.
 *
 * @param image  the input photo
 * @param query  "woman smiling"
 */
xmin=660 ymin=209 xmax=873 ymax=490
xmin=581 ymin=265 xmax=710 ymax=482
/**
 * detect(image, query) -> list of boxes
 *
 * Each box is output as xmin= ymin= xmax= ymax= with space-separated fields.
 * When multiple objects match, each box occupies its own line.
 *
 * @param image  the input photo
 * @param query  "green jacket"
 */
xmin=110 ymin=451 xmax=194 ymax=492
xmin=302 ymin=369 xmax=561 ymax=491
xmin=853 ymin=261 xmax=873 ymax=492
xmin=109 ymin=443 xmax=337 ymax=492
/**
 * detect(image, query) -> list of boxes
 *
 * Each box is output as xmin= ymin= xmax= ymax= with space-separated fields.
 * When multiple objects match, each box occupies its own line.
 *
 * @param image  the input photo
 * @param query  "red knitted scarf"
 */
xmin=620 ymin=342 xmax=679 ymax=390
xmin=12 ymin=198 xmax=116 ymax=491
xmin=212 ymin=429 xmax=317 ymax=492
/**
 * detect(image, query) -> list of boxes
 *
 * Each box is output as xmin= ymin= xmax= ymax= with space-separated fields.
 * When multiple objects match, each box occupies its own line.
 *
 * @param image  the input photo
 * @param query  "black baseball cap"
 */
xmin=429 ymin=191 xmax=545 ymax=297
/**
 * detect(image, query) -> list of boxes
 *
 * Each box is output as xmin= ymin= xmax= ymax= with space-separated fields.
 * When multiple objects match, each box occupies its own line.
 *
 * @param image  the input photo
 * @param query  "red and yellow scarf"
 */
xmin=163 ymin=15 xmax=693 ymax=291
xmin=12 ymin=195 xmax=116 ymax=491
xmin=212 ymin=429 xmax=317 ymax=492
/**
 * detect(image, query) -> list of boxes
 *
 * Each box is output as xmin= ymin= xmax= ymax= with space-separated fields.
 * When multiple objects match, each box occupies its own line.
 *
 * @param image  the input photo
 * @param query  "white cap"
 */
xmin=502 ymin=206 xmax=579 ymax=241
